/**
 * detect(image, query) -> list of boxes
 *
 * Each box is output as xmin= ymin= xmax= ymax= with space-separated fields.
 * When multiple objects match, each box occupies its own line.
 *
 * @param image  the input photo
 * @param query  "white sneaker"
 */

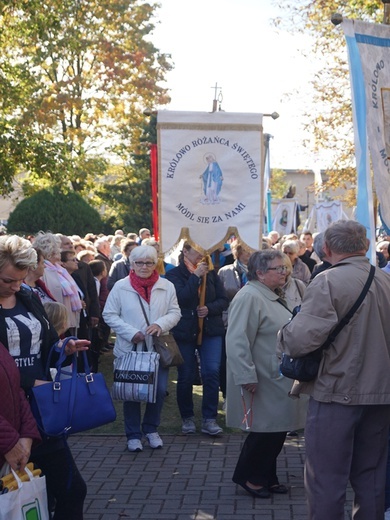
xmin=201 ymin=419 xmax=223 ymax=436
xmin=145 ymin=432 xmax=163 ymax=449
xmin=127 ymin=439 xmax=143 ymax=452
xmin=385 ymin=508 xmax=390 ymax=520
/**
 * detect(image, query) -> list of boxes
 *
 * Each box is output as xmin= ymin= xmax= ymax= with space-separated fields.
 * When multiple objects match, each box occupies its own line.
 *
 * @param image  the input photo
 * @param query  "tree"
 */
xmin=274 ymin=0 xmax=383 ymax=201
xmin=269 ymin=168 xmax=289 ymax=199
xmin=7 ymin=188 xmax=103 ymax=235
xmin=0 ymin=0 xmax=171 ymax=222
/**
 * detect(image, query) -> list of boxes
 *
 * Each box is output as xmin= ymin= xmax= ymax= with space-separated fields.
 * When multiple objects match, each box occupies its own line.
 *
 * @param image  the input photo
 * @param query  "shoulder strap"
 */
xmin=138 ymin=294 xmax=150 ymax=326
xmin=321 ymin=264 xmax=375 ymax=350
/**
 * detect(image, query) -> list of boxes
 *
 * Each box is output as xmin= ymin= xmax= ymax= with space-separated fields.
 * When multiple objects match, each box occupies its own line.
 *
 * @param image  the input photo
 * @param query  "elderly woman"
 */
xmin=33 ymin=232 xmax=82 ymax=335
xmin=166 ymin=242 xmax=229 ymax=436
xmin=281 ymin=239 xmax=311 ymax=284
xmin=226 ymin=250 xmax=307 ymax=498
xmin=281 ymin=255 xmax=306 ymax=312
xmin=0 ymin=235 xmax=89 ymax=519
xmin=24 ymin=247 xmax=56 ymax=303
xmin=103 ymin=245 xmax=181 ymax=452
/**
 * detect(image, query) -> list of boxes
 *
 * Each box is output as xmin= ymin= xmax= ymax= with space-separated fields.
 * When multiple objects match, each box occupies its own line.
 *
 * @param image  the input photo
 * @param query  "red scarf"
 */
xmin=129 ymin=269 xmax=159 ymax=303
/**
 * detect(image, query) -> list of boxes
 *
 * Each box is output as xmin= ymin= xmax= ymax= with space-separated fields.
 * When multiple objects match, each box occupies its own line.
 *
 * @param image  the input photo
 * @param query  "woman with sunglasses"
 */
xmin=226 ymin=249 xmax=307 ymax=498
xmin=103 ymin=245 xmax=181 ymax=452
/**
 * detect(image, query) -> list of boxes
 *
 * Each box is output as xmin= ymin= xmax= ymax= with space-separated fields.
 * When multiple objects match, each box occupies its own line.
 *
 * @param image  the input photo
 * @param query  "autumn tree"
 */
xmin=0 ymin=0 xmax=171 ymax=224
xmin=274 ymin=0 xmax=384 ymax=202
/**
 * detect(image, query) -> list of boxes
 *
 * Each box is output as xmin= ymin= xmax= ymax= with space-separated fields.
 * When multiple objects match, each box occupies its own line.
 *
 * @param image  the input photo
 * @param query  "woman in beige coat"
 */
xmin=226 ymin=250 xmax=307 ymax=498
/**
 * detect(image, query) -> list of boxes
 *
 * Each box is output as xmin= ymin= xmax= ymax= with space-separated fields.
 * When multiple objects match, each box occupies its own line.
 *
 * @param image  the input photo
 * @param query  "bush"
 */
xmin=7 ymin=188 xmax=103 ymax=235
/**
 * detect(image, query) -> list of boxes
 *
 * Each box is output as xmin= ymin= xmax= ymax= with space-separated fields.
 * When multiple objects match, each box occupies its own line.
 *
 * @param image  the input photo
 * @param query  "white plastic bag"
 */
xmin=0 ymin=466 xmax=49 ymax=520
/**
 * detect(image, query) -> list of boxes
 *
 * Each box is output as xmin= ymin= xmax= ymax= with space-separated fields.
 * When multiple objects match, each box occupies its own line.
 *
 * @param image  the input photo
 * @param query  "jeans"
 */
xmin=176 ymin=334 xmax=222 ymax=420
xmin=124 ymin=364 xmax=169 ymax=440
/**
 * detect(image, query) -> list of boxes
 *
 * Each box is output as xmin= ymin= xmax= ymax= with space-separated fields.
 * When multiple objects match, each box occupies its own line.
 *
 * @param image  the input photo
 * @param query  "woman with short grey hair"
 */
xmin=226 ymin=249 xmax=307 ymax=498
xmin=103 ymin=245 xmax=181 ymax=452
xmin=33 ymin=231 xmax=82 ymax=334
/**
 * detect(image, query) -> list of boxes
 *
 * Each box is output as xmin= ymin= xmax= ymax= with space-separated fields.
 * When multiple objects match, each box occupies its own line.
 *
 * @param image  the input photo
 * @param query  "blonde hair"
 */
xmin=43 ymin=301 xmax=68 ymax=336
xmin=0 ymin=235 xmax=37 ymax=272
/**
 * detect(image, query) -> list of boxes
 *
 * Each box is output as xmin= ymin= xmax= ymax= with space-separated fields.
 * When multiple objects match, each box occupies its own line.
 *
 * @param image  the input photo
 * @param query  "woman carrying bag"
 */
xmin=103 ymin=245 xmax=181 ymax=452
xmin=0 ymin=235 xmax=89 ymax=519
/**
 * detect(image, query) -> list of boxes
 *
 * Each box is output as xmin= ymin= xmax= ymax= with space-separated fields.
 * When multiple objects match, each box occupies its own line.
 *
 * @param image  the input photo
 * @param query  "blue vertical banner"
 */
xmin=342 ymin=19 xmax=389 ymax=263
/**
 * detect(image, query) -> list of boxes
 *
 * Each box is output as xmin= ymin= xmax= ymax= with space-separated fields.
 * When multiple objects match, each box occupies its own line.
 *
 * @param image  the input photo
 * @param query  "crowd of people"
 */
xmin=2 ymin=222 xmax=390 ymax=519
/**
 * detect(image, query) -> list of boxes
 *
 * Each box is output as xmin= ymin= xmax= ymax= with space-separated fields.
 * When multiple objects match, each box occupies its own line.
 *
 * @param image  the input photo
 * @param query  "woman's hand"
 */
xmin=5 ymin=439 xmax=31 ymax=471
xmin=145 ymin=324 xmax=162 ymax=337
xmin=64 ymin=339 xmax=90 ymax=356
xmin=242 ymin=383 xmax=258 ymax=394
xmin=132 ymin=331 xmax=145 ymax=343
xmin=194 ymin=262 xmax=209 ymax=278
xmin=196 ymin=305 xmax=209 ymax=318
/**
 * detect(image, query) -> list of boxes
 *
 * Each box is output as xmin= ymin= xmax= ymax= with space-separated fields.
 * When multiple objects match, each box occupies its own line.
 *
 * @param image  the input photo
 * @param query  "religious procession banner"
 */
xmin=342 ymin=19 xmax=388 ymax=247
xmin=304 ymin=201 xmax=349 ymax=233
xmin=271 ymin=199 xmax=297 ymax=236
xmin=157 ymin=111 xmax=263 ymax=254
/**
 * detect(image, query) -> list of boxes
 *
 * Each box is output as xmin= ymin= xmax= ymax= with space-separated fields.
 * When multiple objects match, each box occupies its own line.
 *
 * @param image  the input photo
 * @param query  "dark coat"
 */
xmin=0 ymin=286 xmax=59 ymax=390
xmin=165 ymin=261 xmax=229 ymax=341
xmin=72 ymin=261 xmax=100 ymax=320
xmin=0 ymin=342 xmax=41 ymax=467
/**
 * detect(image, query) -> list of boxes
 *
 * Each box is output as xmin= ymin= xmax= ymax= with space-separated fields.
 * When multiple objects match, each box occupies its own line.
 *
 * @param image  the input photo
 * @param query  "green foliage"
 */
xmin=0 ymin=0 xmax=171 ymax=227
xmin=7 ymin=188 xmax=103 ymax=235
xmin=269 ymin=168 xmax=289 ymax=199
xmin=95 ymin=114 xmax=157 ymax=233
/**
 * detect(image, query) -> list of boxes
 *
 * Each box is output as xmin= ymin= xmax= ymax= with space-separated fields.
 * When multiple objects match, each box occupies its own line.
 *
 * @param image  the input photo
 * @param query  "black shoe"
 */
xmin=269 ymin=484 xmax=288 ymax=494
xmin=236 ymin=482 xmax=271 ymax=498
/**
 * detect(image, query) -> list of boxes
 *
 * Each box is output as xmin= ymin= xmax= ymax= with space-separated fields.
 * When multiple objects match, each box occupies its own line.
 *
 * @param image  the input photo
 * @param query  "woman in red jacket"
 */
xmin=0 ymin=342 xmax=41 ymax=475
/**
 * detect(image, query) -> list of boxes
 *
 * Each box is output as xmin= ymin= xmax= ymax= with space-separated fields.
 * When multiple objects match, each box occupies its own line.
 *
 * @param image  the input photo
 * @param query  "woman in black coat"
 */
xmin=166 ymin=241 xmax=229 ymax=436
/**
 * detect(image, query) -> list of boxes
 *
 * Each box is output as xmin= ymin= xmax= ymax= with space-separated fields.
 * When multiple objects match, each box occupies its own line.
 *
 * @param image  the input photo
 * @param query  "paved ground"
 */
xmin=69 ymin=433 xmax=353 ymax=520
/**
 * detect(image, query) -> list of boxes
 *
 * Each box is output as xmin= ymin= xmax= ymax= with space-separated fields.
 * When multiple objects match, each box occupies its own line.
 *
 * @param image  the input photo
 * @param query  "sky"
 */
xmin=150 ymin=0 xmax=325 ymax=170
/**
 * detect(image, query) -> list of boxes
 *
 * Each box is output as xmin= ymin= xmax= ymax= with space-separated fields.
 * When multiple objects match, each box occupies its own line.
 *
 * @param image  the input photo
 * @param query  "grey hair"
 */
xmin=324 ymin=220 xmax=368 ymax=254
xmin=0 ymin=235 xmax=37 ymax=272
xmin=33 ymin=232 xmax=61 ymax=261
xmin=313 ymin=232 xmax=326 ymax=260
xmin=129 ymin=245 xmax=157 ymax=265
xmin=281 ymin=239 xmax=299 ymax=254
xmin=247 ymin=249 xmax=285 ymax=280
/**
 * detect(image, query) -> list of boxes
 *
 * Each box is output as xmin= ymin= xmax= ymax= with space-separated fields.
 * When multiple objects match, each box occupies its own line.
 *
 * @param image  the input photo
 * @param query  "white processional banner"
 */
xmin=343 ymin=19 xmax=390 ymax=233
xmin=157 ymin=111 xmax=263 ymax=254
xmin=272 ymin=200 xmax=297 ymax=236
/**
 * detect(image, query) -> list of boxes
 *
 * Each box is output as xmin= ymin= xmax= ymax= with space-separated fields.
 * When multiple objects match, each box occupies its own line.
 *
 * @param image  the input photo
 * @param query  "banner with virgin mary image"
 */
xmin=157 ymin=110 xmax=263 ymax=254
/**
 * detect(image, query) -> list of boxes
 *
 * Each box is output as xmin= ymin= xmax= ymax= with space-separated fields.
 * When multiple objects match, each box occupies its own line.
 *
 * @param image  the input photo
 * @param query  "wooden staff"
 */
xmin=197 ymin=270 xmax=207 ymax=346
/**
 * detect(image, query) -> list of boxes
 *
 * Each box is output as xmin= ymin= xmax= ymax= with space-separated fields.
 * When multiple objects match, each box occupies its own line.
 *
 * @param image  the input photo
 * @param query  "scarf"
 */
xmin=184 ymin=256 xmax=198 ymax=274
xmin=129 ymin=269 xmax=159 ymax=303
xmin=44 ymin=260 xmax=82 ymax=312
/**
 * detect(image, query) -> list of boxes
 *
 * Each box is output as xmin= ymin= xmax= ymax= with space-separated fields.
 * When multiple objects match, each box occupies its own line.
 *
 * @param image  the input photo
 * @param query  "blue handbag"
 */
xmin=30 ymin=337 xmax=116 ymax=437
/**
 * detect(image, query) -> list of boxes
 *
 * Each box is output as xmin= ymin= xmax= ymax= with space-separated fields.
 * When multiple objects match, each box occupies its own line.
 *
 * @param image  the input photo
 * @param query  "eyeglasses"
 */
xmin=134 ymin=261 xmax=156 ymax=267
xmin=267 ymin=265 xmax=288 ymax=274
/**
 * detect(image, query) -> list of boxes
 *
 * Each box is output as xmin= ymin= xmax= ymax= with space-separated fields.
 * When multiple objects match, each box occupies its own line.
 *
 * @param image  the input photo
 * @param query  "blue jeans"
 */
xmin=124 ymin=365 xmax=169 ymax=440
xmin=176 ymin=335 xmax=222 ymax=420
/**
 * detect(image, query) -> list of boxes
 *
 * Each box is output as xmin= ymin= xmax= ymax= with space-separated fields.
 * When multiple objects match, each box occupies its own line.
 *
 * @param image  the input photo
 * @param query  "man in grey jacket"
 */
xmin=278 ymin=220 xmax=390 ymax=520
